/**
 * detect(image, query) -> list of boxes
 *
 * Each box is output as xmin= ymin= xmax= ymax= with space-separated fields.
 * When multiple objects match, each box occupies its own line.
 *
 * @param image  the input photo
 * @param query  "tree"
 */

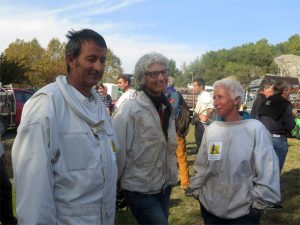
xmin=3 ymin=38 xmax=124 ymax=87
xmin=102 ymin=49 xmax=123 ymax=83
xmin=34 ymin=38 xmax=66 ymax=86
xmin=4 ymin=39 xmax=44 ymax=87
xmin=0 ymin=53 xmax=28 ymax=85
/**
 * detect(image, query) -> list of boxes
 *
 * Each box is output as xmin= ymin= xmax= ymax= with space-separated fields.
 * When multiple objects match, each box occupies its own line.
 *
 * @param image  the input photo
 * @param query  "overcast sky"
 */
xmin=0 ymin=0 xmax=299 ymax=73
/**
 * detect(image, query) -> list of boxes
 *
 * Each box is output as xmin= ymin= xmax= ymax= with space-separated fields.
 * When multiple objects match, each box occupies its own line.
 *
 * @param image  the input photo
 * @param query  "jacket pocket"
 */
xmin=59 ymin=131 xmax=95 ymax=171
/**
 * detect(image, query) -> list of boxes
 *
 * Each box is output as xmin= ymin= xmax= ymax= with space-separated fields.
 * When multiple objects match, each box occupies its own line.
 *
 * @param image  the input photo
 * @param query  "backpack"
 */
xmin=176 ymin=93 xmax=191 ymax=137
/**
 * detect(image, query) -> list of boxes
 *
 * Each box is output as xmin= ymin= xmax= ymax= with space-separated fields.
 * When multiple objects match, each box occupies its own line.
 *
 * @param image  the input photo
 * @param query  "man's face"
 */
xmin=263 ymin=86 xmax=274 ymax=97
xmin=117 ymin=78 xmax=128 ymax=91
xmin=192 ymin=82 xmax=204 ymax=94
xmin=67 ymin=40 xmax=107 ymax=92
xmin=282 ymin=88 xmax=291 ymax=100
xmin=144 ymin=63 xmax=168 ymax=96
xmin=213 ymin=86 xmax=239 ymax=120
xmin=98 ymin=86 xmax=105 ymax=95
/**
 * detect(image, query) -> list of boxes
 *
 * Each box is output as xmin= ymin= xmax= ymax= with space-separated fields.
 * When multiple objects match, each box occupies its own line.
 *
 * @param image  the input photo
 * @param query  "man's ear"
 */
xmin=66 ymin=54 xmax=76 ymax=69
xmin=234 ymin=96 xmax=241 ymax=106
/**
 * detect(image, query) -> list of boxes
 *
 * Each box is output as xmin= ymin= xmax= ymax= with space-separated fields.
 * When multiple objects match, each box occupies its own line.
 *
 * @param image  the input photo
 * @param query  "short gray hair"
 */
xmin=213 ymin=78 xmax=245 ymax=101
xmin=134 ymin=52 xmax=169 ymax=85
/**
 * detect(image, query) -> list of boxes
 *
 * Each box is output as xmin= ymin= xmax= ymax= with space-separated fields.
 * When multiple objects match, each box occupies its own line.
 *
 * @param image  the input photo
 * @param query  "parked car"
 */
xmin=0 ymin=85 xmax=33 ymax=135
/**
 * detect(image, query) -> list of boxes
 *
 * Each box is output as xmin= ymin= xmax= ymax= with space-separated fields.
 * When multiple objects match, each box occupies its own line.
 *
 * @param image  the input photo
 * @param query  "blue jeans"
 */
xmin=272 ymin=135 xmax=288 ymax=171
xmin=194 ymin=121 xmax=207 ymax=153
xmin=200 ymin=204 xmax=260 ymax=225
xmin=123 ymin=186 xmax=172 ymax=225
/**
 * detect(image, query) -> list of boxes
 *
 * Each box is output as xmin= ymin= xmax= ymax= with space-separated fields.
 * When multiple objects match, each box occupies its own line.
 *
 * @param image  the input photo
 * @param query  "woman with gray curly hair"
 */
xmin=186 ymin=79 xmax=281 ymax=225
xmin=112 ymin=52 xmax=178 ymax=225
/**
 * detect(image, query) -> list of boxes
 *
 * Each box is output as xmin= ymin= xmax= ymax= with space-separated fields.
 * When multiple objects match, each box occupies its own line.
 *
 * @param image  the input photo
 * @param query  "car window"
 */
xmin=23 ymin=93 xmax=32 ymax=102
xmin=14 ymin=92 xmax=24 ymax=102
xmin=14 ymin=91 xmax=33 ymax=103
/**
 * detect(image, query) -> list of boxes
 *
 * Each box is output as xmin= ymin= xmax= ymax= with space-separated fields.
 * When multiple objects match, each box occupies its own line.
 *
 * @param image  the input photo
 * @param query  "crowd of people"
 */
xmin=0 ymin=28 xmax=298 ymax=225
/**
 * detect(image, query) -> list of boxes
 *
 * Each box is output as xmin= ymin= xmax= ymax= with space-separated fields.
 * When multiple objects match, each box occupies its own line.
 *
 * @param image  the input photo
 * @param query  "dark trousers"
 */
xmin=200 ymin=204 xmax=260 ymax=225
xmin=194 ymin=121 xmax=206 ymax=153
xmin=123 ymin=186 xmax=172 ymax=225
xmin=0 ymin=158 xmax=17 ymax=225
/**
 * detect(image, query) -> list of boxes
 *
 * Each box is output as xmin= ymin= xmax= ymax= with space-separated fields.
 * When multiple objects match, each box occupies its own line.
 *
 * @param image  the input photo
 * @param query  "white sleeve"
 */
xmin=186 ymin=130 xmax=209 ymax=198
xmin=251 ymin=125 xmax=281 ymax=209
xmin=12 ymin=94 xmax=57 ymax=225
xmin=112 ymin=102 xmax=134 ymax=182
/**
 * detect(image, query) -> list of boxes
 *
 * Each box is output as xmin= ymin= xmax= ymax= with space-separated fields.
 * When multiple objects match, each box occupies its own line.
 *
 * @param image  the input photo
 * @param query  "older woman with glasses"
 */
xmin=112 ymin=52 xmax=177 ymax=225
xmin=186 ymin=79 xmax=281 ymax=225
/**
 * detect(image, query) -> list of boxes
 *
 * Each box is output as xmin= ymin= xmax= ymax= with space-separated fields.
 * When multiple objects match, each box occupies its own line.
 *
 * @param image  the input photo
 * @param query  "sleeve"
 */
xmin=186 ymin=130 xmax=209 ymax=199
xmin=251 ymin=124 xmax=281 ymax=209
xmin=12 ymin=94 xmax=57 ymax=225
xmin=203 ymin=92 xmax=214 ymax=109
xmin=283 ymin=104 xmax=296 ymax=135
xmin=112 ymin=102 xmax=134 ymax=182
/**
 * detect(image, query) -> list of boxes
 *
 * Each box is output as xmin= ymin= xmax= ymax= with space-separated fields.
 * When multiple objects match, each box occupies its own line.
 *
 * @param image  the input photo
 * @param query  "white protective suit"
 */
xmin=112 ymin=91 xmax=178 ymax=194
xmin=12 ymin=76 xmax=118 ymax=225
xmin=187 ymin=119 xmax=281 ymax=219
xmin=114 ymin=88 xmax=137 ymax=109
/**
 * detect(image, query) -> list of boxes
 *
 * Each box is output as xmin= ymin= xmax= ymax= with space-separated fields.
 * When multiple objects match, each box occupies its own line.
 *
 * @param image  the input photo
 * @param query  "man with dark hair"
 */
xmin=251 ymin=78 xmax=275 ymax=119
xmin=115 ymin=74 xmax=136 ymax=109
xmin=192 ymin=77 xmax=214 ymax=152
xmin=12 ymin=29 xmax=118 ymax=225
xmin=258 ymin=81 xmax=295 ymax=171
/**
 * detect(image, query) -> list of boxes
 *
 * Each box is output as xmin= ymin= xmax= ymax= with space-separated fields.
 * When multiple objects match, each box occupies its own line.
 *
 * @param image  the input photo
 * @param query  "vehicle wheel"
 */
xmin=0 ymin=118 xmax=8 ymax=136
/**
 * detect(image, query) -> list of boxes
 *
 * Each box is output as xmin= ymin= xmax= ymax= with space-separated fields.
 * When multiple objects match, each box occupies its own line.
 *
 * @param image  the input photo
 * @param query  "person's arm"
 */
xmin=112 ymin=102 xmax=134 ymax=183
xmin=12 ymin=94 xmax=57 ymax=225
xmin=199 ymin=108 xmax=213 ymax=122
xmin=251 ymin=124 xmax=281 ymax=210
xmin=282 ymin=104 xmax=296 ymax=135
xmin=199 ymin=92 xmax=214 ymax=123
xmin=185 ymin=131 xmax=209 ymax=198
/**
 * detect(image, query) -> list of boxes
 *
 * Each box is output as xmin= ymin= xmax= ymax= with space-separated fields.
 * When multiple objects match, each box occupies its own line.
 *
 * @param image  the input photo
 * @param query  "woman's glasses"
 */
xmin=145 ymin=69 xmax=169 ymax=79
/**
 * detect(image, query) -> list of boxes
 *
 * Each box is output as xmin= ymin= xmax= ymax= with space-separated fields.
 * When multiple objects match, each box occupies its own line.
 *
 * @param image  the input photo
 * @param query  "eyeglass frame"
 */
xmin=145 ymin=69 xmax=169 ymax=79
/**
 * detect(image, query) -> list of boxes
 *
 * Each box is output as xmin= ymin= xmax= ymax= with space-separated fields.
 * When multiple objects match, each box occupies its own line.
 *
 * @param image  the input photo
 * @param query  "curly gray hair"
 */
xmin=134 ymin=52 xmax=169 ymax=85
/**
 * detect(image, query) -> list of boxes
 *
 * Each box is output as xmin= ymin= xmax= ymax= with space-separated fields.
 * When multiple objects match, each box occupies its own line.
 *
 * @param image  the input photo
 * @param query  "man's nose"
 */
xmin=94 ymin=59 xmax=104 ymax=72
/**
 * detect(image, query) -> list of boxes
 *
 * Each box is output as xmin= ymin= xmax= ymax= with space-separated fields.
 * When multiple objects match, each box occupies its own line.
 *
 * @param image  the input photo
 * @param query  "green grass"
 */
xmin=5 ymin=126 xmax=300 ymax=225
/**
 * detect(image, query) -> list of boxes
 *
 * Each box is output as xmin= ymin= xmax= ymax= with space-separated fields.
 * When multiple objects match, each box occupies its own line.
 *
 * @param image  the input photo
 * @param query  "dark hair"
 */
xmin=273 ymin=81 xmax=290 ymax=95
xmin=65 ymin=29 xmax=107 ymax=73
xmin=192 ymin=77 xmax=205 ymax=88
xmin=258 ymin=78 xmax=275 ymax=92
xmin=118 ymin=74 xmax=132 ymax=86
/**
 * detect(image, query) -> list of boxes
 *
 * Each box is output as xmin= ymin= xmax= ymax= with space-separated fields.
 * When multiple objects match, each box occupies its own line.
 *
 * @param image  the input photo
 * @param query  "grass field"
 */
xmin=3 ymin=125 xmax=300 ymax=225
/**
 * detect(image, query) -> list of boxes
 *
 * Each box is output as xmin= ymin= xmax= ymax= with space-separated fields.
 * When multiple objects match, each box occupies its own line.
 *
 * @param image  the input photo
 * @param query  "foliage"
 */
xmin=0 ymin=53 xmax=28 ymax=85
xmin=102 ymin=49 xmax=123 ymax=83
xmin=168 ymin=59 xmax=187 ymax=87
xmin=1 ymin=33 xmax=300 ymax=89
xmin=2 ymin=39 xmax=124 ymax=88
xmin=182 ymin=34 xmax=300 ymax=88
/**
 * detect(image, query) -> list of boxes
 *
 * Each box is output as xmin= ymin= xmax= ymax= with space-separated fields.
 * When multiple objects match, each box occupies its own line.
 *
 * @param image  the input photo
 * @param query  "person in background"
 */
xmin=0 ymin=139 xmax=18 ymax=225
xmin=250 ymin=78 xmax=275 ymax=119
xmin=97 ymin=83 xmax=113 ymax=115
xmin=12 ymin=29 xmax=118 ymax=225
xmin=186 ymin=78 xmax=281 ymax=225
xmin=165 ymin=79 xmax=190 ymax=190
xmin=115 ymin=74 xmax=136 ymax=109
xmin=192 ymin=77 xmax=214 ymax=153
xmin=112 ymin=52 xmax=178 ymax=225
xmin=258 ymin=81 xmax=295 ymax=171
